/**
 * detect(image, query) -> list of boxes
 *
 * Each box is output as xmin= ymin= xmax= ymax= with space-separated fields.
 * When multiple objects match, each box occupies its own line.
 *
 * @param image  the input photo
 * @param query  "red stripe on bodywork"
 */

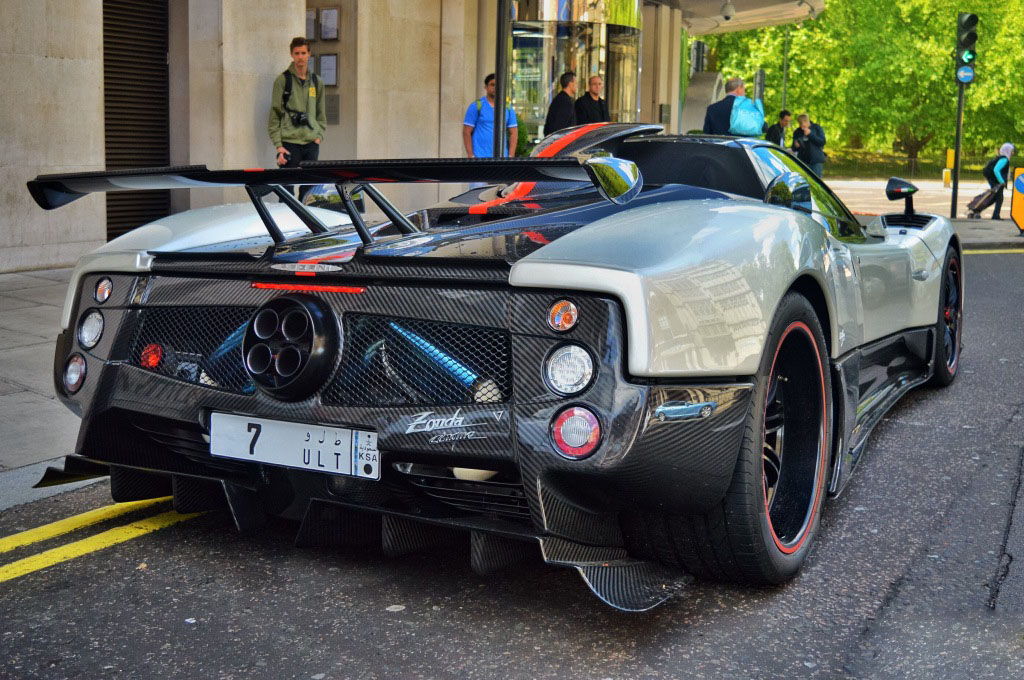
xmin=251 ymin=282 xmax=365 ymax=293
xmin=297 ymin=251 xmax=355 ymax=265
xmin=468 ymin=123 xmax=608 ymax=215
xmin=534 ymin=123 xmax=607 ymax=158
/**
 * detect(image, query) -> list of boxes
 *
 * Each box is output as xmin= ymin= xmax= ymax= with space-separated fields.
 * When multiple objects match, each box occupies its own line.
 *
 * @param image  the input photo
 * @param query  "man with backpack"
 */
xmin=268 ymin=37 xmax=326 ymax=199
xmin=463 ymin=73 xmax=518 ymax=158
xmin=702 ymin=77 xmax=764 ymax=137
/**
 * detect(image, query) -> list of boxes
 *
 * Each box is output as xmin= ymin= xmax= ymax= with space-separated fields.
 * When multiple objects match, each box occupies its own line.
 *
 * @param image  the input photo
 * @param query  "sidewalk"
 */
xmin=0 ymin=268 xmax=88 ymax=507
xmin=831 ymin=178 xmax=1023 ymax=249
xmin=0 ymin=183 xmax=1021 ymax=483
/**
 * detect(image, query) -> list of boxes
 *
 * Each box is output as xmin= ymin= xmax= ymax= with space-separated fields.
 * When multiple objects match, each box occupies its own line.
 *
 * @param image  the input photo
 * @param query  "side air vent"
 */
xmin=881 ymin=213 xmax=934 ymax=229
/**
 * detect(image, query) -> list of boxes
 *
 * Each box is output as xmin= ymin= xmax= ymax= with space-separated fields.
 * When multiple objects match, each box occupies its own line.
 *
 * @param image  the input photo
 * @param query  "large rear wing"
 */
xmin=27 ymin=156 xmax=641 ymax=246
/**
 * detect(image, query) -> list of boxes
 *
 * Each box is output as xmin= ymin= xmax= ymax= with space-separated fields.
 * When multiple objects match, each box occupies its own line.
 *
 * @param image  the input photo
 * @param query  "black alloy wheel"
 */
xmin=621 ymin=292 xmax=831 ymax=583
xmin=759 ymin=319 xmax=828 ymax=557
xmin=928 ymin=246 xmax=963 ymax=387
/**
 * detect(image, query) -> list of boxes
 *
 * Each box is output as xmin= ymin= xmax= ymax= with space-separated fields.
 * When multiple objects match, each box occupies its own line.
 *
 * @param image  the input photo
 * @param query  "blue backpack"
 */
xmin=729 ymin=97 xmax=765 ymax=137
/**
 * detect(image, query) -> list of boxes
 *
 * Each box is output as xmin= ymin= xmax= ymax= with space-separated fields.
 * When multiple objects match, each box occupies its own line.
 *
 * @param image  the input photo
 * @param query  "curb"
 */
xmin=958 ymin=239 xmax=1024 ymax=251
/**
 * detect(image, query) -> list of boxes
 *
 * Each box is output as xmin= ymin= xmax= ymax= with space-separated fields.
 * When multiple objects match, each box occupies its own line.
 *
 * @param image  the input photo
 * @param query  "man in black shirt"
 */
xmin=544 ymin=71 xmax=577 ymax=136
xmin=765 ymin=109 xmax=791 ymax=147
xmin=575 ymin=75 xmax=610 ymax=124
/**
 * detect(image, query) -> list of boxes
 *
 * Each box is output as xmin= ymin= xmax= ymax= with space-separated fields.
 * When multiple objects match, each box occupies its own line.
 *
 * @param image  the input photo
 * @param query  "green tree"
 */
xmin=701 ymin=0 xmax=1023 ymax=159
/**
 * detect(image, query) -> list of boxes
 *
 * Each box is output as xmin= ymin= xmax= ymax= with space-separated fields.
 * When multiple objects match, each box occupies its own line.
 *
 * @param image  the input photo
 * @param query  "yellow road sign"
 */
xmin=1012 ymin=167 xmax=1024 ymax=233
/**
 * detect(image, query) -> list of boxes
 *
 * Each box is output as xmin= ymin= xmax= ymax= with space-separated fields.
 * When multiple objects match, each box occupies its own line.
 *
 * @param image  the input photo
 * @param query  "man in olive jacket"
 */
xmin=268 ymin=37 xmax=326 ymax=199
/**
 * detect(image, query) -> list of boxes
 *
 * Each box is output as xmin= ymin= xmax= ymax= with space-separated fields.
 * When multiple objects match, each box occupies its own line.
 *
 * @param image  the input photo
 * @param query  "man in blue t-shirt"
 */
xmin=462 ymin=73 xmax=518 ymax=158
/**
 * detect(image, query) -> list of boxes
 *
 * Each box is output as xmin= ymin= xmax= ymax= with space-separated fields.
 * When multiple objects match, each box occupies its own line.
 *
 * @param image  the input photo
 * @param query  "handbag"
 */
xmin=729 ymin=97 xmax=765 ymax=137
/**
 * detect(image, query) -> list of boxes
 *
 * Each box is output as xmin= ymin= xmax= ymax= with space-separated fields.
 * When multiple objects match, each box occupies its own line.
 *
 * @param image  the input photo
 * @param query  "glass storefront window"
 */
xmin=511 ymin=20 xmax=639 ymax=145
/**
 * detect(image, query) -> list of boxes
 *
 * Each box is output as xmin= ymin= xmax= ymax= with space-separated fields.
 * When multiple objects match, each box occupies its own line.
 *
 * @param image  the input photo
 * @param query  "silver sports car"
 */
xmin=27 ymin=123 xmax=962 ymax=610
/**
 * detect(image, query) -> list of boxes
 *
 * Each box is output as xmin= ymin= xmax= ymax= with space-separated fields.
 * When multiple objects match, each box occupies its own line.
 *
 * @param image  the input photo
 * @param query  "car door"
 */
xmin=750 ymin=147 xmax=926 ymax=344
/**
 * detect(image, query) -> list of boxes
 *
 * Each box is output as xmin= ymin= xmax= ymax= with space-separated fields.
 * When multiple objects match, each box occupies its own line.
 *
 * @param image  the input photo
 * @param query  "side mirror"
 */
xmin=765 ymin=172 xmax=812 ymax=214
xmin=885 ymin=177 xmax=917 ymax=216
xmin=583 ymin=156 xmax=643 ymax=205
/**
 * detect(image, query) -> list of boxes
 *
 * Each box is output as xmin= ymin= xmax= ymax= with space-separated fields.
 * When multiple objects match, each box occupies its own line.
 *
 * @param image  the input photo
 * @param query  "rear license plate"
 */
xmin=210 ymin=413 xmax=380 ymax=480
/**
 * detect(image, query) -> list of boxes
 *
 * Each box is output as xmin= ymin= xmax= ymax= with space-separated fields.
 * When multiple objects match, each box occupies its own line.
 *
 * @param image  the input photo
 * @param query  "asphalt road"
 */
xmin=1 ymin=252 xmax=1022 ymax=679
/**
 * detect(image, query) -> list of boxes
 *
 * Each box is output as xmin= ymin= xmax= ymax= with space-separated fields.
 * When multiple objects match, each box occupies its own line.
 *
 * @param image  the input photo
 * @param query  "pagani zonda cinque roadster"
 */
xmin=28 ymin=123 xmax=962 ymax=610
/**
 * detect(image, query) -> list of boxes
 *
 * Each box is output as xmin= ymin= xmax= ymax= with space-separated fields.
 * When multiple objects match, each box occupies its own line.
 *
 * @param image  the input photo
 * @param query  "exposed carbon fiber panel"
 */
xmin=109 ymin=465 xmax=171 ymax=502
xmin=143 ymin=276 xmax=511 ymax=328
xmin=222 ymin=481 xmax=268 ymax=533
xmin=539 ymin=536 xmax=629 ymax=564
xmin=295 ymin=502 xmax=382 ymax=549
xmin=576 ymin=562 xmax=690 ymax=612
xmin=150 ymin=254 xmax=511 ymax=283
xmin=172 ymin=475 xmax=227 ymax=513
xmin=618 ymin=385 xmax=753 ymax=512
xmin=538 ymin=536 xmax=691 ymax=612
xmin=536 ymin=479 xmax=624 ymax=546
xmin=381 ymin=515 xmax=463 ymax=557
xmin=470 ymin=531 xmax=536 ymax=574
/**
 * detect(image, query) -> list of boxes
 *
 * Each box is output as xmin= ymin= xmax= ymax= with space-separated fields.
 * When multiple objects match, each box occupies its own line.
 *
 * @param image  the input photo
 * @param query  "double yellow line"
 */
xmin=0 ymin=497 xmax=199 ymax=583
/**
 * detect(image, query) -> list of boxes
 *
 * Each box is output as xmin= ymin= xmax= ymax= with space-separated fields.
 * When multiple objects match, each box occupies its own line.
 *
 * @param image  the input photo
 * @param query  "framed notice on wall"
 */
xmin=319 ymin=7 xmax=339 ymax=41
xmin=319 ymin=53 xmax=338 ymax=87
xmin=305 ymin=9 xmax=316 ymax=40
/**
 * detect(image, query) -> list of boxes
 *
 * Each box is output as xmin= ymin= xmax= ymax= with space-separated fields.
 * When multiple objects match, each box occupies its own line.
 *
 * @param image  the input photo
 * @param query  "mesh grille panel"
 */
xmin=129 ymin=306 xmax=256 ymax=394
xmin=324 ymin=314 xmax=512 ymax=406
xmin=882 ymin=213 xmax=934 ymax=228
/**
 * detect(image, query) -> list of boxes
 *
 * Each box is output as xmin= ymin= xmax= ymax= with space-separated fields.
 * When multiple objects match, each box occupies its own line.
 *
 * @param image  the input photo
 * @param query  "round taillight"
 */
xmin=140 ymin=343 xmax=163 ymax=369
xmin=77 ymin=311 xmax=104 ymax=349
xmin=64 ymin=354 xmax=87 ymax=393
xmin=545 ymin=344 xmax=594 ymax=395
xmin=95 ymin=278 xmax=113 ymax=303
xmin=547 ymin=299 xmax=579 ymax=333
xmin=551 ymin=407 xmax=601 ymax=459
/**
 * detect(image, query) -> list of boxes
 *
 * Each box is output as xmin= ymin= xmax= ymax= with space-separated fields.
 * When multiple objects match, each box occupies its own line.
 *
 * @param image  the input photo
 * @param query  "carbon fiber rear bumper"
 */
xmin=54 ymin=271 xmax=752 ymax=609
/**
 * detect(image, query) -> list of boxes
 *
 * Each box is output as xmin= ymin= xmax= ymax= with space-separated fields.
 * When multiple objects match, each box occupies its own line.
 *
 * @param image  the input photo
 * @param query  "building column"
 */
xmin=0 ymin=0 xmax=105 ymax=272
xmin=638 ymin=4 xmax=683 ymax=131
xmin=169 ymin=0 xmax=304 ymax=211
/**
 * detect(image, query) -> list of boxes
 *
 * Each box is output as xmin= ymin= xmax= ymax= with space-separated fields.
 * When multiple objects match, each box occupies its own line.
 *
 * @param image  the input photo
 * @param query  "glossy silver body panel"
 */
xmin=511 ymin=201 xmax=956 ymax=378
xmin=851 ymin=220 xmax=952 ymax=342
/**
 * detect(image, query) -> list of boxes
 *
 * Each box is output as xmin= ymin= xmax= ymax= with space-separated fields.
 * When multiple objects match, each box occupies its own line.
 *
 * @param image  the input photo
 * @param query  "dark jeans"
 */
xmin=282 ymin=140 xmax=320 ymax=200
xmin=808 ymin=162 xmax=824 ymax=178
xmin=989 ymin=181 xmax=1004 ymax=218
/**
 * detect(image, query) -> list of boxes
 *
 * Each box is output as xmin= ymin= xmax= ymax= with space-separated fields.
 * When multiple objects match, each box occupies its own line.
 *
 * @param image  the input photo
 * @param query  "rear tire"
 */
xmin=623 ymin=292 xmax=831 ymax=583
xmin=928 ymin=246 xmax=962 ymax=387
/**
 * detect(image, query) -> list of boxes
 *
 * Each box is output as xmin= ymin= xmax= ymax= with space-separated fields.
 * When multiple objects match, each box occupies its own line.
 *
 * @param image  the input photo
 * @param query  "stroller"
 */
xmin=966 ymin=186 xmax=1000 ymax=219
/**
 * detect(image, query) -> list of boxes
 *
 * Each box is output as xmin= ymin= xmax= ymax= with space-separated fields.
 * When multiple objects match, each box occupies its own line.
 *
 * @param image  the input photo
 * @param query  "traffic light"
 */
xmin=956 ymin=12 xmax=978 ymax=67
